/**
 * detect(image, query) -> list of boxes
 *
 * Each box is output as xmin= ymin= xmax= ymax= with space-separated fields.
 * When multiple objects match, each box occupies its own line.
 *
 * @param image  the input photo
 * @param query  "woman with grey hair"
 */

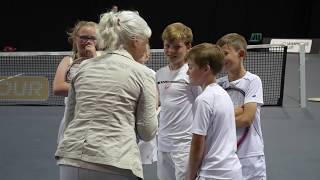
xmin=55 ymin=10 xmax=157 ymax=180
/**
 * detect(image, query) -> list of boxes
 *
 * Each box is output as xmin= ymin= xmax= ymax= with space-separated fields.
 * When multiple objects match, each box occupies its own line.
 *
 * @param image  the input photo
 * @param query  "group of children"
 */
xmin=54 ymin=14 xmax=266 ymax=180
xmin=155 ymin=23 xmax=266 ymax=180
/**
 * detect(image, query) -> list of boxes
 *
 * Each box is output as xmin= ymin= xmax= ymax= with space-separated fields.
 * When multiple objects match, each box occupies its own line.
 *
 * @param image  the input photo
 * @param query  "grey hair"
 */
xmin=98 ymin=10 xmax=152 ymax=50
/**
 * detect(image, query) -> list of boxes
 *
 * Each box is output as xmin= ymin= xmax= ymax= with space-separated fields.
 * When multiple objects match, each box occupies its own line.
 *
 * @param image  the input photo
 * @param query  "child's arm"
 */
xmin=235 ymin=106 xmax=244 ymax=116
xmin=235 ymin=102 xmax=257 ymax=128
xmin=236 ymin=75 xmax=263 ymax=128
xmin=53 ymin=56 xmax=72 ymax=96
xmin=186 ymin=134 xmax=205 ymax=180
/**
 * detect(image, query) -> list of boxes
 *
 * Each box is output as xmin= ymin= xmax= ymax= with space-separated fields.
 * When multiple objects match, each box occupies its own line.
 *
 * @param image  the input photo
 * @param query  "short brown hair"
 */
xmin=185 ymin=43 xmax=224 ymax=75
xmin=216 ymin=33 xmax=247 ymax=52
xmin=161 ymin=22 xmax=193 ymax=45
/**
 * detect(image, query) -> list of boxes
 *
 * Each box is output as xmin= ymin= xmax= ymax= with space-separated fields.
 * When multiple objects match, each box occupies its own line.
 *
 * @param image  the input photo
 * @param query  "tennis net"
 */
xmin=0 ymin=44 xmax=287 ymax=106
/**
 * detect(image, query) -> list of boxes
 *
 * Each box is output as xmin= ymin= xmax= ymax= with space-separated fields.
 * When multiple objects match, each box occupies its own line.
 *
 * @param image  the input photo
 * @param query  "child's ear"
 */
xmin=238 ymin=49 xmax=246 ymax=58
xmin=204 ymin=64 xmax=211 ymax=72
xmin=186 ymin=43 xmax=192 ymax=50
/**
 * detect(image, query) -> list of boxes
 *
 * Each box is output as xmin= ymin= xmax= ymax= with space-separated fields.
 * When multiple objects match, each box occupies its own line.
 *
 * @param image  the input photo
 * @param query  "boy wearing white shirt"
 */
xmin=186 ymin=43 xmax=242 ymax=180
xmin=217 ymin=33 xmax=266 ymax=180
xmin=156 ymin=22 xmax=202 ymax=180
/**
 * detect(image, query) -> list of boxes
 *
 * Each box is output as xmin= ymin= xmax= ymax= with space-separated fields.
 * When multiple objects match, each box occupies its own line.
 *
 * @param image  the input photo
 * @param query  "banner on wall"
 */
xmin=0 ymin=76 xmax=49 ymax=101
xmin=270 ymin=39 xmax=312 ymax=53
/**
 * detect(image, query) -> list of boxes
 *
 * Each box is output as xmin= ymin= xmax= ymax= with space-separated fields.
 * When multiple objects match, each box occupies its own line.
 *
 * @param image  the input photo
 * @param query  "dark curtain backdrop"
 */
xmin=1 ymin=0 xmax=318 ymax=51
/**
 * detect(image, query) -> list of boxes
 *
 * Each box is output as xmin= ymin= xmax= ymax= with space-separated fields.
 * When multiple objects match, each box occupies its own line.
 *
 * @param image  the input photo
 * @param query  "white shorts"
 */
xmin=138 ymin=136 xmax=157 ymax=165
xmin=240 ymin=155 xmax=266 ymax=180
xmin=157 ymin=150 xmax=189 ymax=180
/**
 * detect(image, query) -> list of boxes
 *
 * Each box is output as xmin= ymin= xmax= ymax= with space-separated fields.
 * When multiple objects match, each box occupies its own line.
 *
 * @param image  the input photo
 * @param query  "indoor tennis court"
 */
xmin=0 ymin=45 xmax=319 ymax=180
xmin=1 ymin=1 xmax=319 ymax=180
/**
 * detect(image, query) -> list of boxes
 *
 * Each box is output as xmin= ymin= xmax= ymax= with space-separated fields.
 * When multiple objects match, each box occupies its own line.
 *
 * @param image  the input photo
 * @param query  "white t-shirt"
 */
xmin=218 ymin=71 xmax=265 ymax=158
xmin=156 ymin=64 xmax=201 ymax=152
xmin=192 ymin=83 xmax=242 ymax=179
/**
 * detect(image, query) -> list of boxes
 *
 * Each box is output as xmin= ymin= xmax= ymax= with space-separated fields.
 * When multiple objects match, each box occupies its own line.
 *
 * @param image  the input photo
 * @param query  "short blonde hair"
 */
xmin=216 ymin=33 xmax=247 ymax=52
xmin=161 ymin=22 xmax=193 ymax=45
xmin=185 ymin=43 xmax=224 ymax=75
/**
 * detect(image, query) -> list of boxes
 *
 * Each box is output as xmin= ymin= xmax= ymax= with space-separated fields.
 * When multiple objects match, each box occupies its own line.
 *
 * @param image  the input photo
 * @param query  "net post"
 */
xmin=299 ymin=43 xmax=306 ymax=108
